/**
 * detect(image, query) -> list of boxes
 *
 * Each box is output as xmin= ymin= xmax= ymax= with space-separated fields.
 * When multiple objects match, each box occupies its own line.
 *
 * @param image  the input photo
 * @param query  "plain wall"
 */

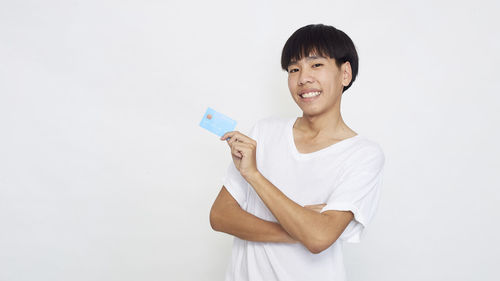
xmin=1 ymin=0 xmax=499 ymax=280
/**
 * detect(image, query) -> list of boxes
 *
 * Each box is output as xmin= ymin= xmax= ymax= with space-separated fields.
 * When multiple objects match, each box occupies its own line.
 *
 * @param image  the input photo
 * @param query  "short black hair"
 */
xmin=281 ymin=24 xmax=359 ymax=93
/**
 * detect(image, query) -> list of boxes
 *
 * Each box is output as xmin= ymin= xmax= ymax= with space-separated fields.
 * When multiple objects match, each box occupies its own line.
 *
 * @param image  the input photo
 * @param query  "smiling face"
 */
xmin=287 ymin=52 xmax=352 ymax=117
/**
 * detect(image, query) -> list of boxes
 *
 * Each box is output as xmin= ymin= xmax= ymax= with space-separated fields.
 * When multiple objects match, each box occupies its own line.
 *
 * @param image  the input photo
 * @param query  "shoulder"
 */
xmin=250 ymin=116 xmax=291 ymax=135
xmin=246 ymin=116 xmax=292 ymax=145
xmin=346 ymin=137 xmax=386 ymax=169
xmin=254 ymin=116 xmax=290 ymax=129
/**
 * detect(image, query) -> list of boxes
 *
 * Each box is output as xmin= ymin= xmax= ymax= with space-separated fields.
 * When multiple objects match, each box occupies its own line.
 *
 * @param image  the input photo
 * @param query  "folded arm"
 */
xmin=244 ymin=172 xmax=354 ymax=254
xmin=210 ymin=186 xmax=296 ymax=243
xmin=218 ymin=130 xmax=354 ymax=253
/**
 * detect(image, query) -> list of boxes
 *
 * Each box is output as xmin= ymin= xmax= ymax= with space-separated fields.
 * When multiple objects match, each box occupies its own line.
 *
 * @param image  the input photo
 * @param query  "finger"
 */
xmin=233 ymin=150 xmax=243 ymax=159
xmin=304 ymin=204 xmax=326 ymax=208
xmin=233 ymin=132 xmax=256 ymax=145
xmin=231 ymin=142 xmax=251 ymax=157
xmin=231 ymin=144 xmax=243 ymax=158
xmin=233 ymin=143 xmax=256 ymax=160
xmin=312 ymin=207 xmax=323 ymax=213
xmin=227 ymin=135 xmax=239 ymax=148
xmin=220 ymin=131 xmax=236 ymax=141
xmin=232 ymin=141 xmax=256 ymax=154
xmin=304 ymin=206 xmax=321 ymax=213
xmin=226 ymin=133 xmax=243 ymax=148
xmin=233 ymin=142 xmax=255 ymax=152
xmin=230 ymin=143 xmax=241 ymax=158
xmin=304 ymin=204 xmax=326 ymax=213
xmin=222 ymin=131 xmax=256 ymax=145
xmin=226 ymin=133 xmax=240 ymax=147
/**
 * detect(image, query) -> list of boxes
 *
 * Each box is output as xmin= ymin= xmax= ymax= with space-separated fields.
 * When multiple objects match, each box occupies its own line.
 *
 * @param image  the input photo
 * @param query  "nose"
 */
xmin=298 ymin=68 xmax=313 ymax=85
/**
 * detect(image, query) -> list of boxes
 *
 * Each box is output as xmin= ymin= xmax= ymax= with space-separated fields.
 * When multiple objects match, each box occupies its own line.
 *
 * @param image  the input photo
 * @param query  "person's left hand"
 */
xmin=304 ymin=204 xmax=327 ymax=213
xmin=220 ymin=131 xmax=258 ymax=179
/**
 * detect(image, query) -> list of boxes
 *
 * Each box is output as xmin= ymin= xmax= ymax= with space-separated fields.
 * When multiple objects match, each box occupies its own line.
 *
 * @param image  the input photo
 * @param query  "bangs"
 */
xmin=281 ymin=24 xmax=354 ymax=70
xmin=281 ymin=35 xmax=332 ymax=70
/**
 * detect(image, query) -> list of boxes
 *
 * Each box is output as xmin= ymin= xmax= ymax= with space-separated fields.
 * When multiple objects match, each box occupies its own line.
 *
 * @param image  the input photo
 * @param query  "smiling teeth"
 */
xmin=301 ymin=91 xmax=321 ymax=98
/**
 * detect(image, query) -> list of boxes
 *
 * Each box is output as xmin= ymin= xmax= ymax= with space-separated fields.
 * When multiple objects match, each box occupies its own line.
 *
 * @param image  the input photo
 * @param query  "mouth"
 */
xmin=299 ymin=91 xmax=322 ymax=99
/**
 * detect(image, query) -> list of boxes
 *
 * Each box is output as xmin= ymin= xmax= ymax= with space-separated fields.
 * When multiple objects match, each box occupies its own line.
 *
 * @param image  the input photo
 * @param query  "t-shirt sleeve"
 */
xmin=321 ymin=144 xmax=385 ymax=243
xmin=220 ymin=122 xmax=259 ymax=209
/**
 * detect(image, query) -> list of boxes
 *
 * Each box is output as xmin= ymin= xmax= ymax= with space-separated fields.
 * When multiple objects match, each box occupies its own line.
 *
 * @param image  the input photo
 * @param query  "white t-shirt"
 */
xmin=221 ymin=117 xmax=385 ymax=281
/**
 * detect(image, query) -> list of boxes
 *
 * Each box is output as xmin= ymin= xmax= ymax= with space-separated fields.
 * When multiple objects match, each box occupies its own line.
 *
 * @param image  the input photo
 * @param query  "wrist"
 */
xmin=242 ymin=169 xmax=262 ymax=184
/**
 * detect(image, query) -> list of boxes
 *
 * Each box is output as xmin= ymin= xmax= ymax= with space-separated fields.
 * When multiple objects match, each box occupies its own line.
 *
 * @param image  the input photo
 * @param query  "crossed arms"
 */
xmin=209 ymin=131 xmax=354 ymax=254
xmin=210 ymin=183 xmax=353 ymax=254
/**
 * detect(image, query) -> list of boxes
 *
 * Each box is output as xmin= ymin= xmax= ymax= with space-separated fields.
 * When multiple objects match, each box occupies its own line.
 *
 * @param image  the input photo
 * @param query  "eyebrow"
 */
xmin=288 ymin=55 xmax=326 ymax=66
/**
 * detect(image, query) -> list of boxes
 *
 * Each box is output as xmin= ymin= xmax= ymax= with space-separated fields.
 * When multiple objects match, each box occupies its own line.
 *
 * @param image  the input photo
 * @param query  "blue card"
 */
xmin=199 ymin=107 xmax=237 ymax=137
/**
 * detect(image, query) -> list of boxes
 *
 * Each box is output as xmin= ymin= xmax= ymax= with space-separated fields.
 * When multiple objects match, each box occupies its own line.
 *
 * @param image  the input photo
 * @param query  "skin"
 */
xmin=210 ymin=51 xmax=356 ymax=254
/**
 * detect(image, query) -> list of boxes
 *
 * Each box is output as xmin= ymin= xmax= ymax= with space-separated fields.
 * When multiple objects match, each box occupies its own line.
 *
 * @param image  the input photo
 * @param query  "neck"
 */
xmin=295 ymin=100 xmax=352 ymax=139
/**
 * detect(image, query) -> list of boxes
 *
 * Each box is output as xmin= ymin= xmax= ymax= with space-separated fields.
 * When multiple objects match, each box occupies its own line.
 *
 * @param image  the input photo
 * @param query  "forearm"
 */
xmin=211 ymin=206 xmax=295 ymax=243
xmin=210 ymin=187 xmax=296 ymax=243
xmin=244 ymin=172 xmax=342 ymax=252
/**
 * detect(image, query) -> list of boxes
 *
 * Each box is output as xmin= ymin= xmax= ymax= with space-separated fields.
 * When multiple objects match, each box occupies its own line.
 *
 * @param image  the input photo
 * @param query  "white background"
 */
xmin=1 ymin=0 xmax=499 ymax=280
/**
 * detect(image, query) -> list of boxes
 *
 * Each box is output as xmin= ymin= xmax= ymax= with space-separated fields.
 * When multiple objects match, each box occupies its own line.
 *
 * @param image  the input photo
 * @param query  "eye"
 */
xmin=288 ymin=68 xmax=299 ymax=73
xmin=312 ymin=63 xmax=323 ymax=68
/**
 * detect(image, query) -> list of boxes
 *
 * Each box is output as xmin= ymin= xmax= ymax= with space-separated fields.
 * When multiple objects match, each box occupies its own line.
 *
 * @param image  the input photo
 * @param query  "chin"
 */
xmin=300 ymin=109 xmax=323 ymax=118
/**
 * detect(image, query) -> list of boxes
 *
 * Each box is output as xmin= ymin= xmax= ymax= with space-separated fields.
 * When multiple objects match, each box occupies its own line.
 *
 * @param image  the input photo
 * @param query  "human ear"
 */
xmin=341 ymin=61 xmax=352 ymax=87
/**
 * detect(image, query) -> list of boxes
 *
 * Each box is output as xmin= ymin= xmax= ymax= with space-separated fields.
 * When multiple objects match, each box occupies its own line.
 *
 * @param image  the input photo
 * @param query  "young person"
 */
xmin=210 ymin=24 xmax=385 ymax=281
